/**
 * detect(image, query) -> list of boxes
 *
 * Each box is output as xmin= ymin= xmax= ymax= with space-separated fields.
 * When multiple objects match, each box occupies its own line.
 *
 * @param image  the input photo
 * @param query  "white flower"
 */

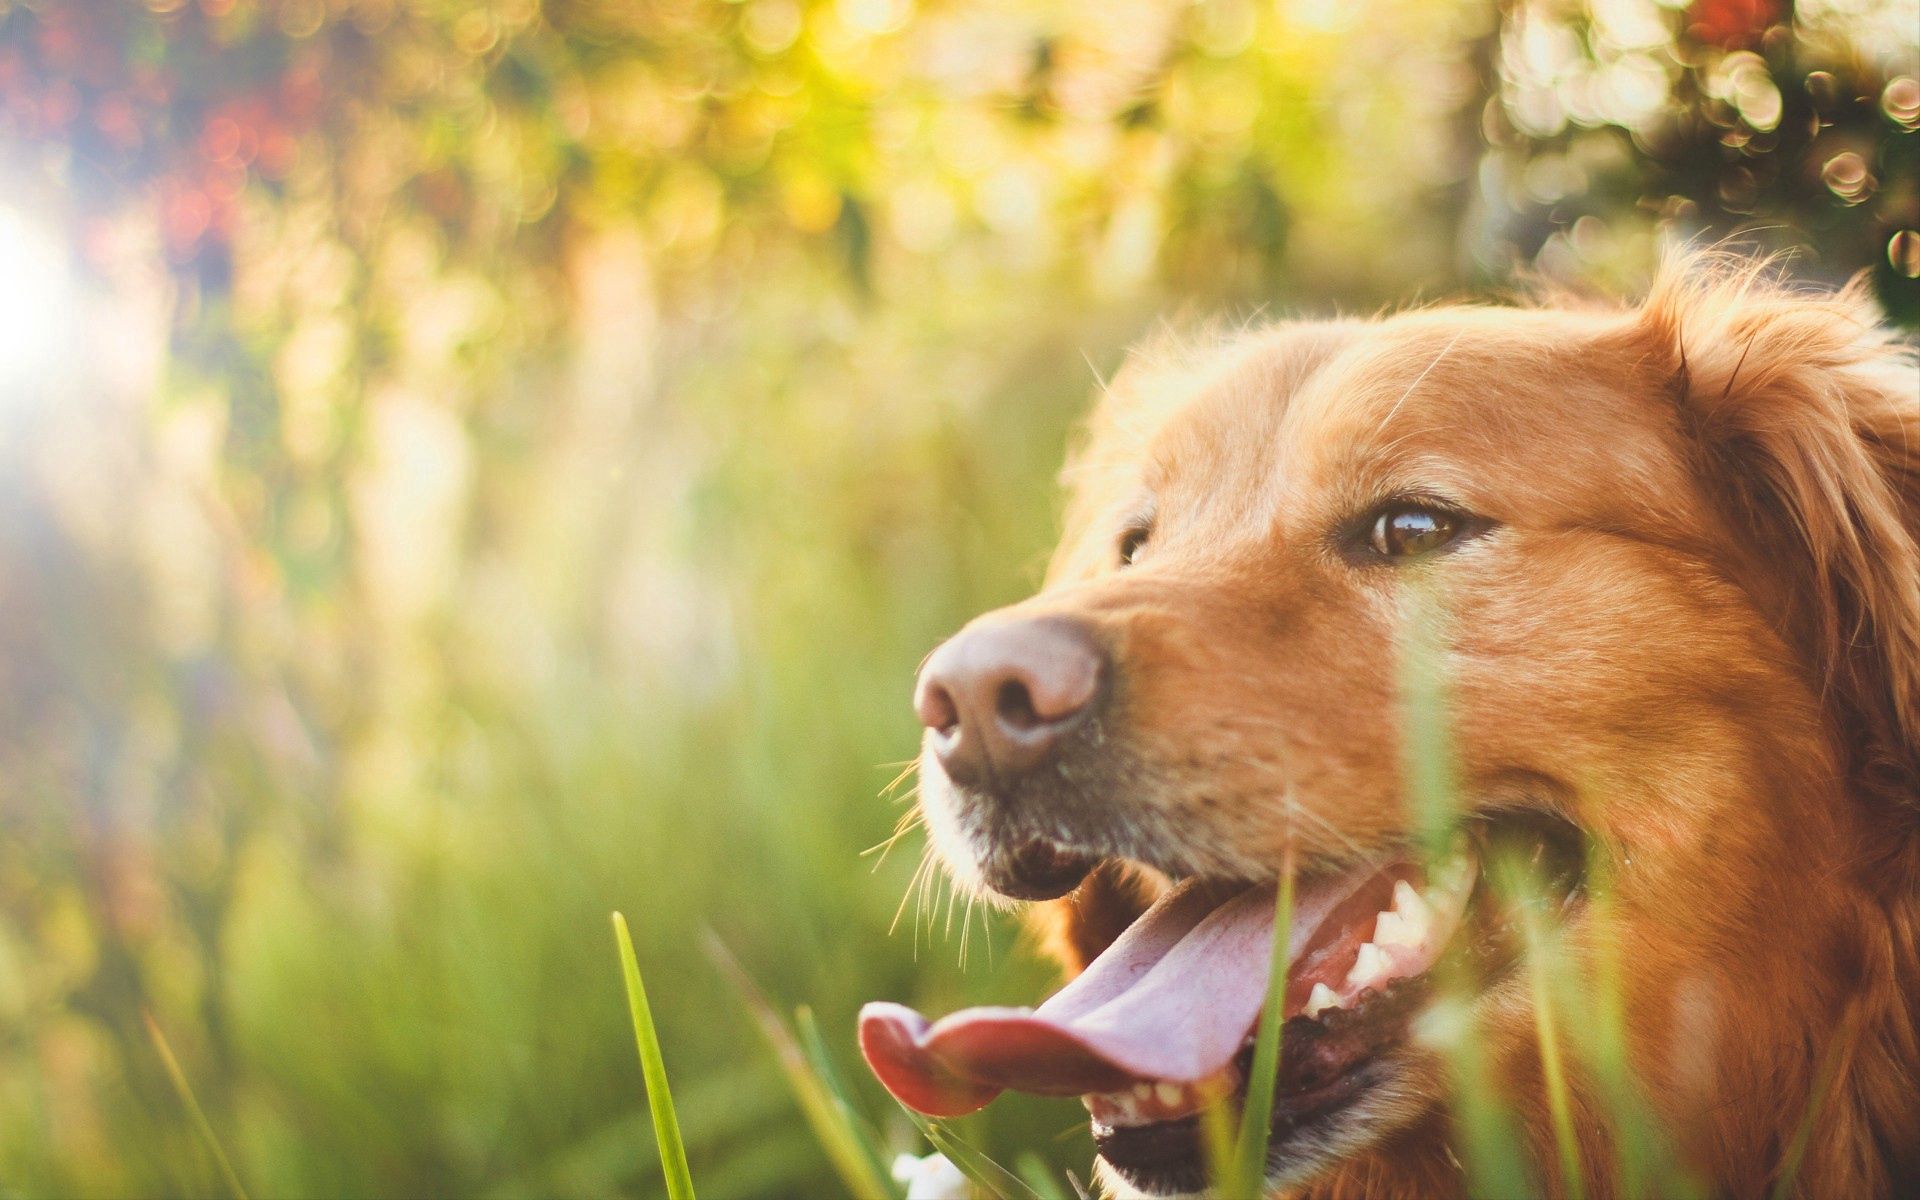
xmin=891 ymin=1151 xmax=971 ymax=1200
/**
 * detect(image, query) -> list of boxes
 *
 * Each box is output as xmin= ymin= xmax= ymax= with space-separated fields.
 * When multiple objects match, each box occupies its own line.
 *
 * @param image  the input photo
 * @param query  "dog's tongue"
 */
xmin=860 ymin=869 xmax=1366 ymax=1118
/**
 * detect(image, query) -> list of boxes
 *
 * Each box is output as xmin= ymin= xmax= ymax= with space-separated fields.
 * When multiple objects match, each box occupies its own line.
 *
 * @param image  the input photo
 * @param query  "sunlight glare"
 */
xmin=0 ymin=205 xmax=79 ymax=392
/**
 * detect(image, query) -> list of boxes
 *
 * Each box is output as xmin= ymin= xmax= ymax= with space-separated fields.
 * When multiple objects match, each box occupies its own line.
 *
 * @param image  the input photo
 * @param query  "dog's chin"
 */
xmin=916 ymin=761 xmax=1106 ymax=903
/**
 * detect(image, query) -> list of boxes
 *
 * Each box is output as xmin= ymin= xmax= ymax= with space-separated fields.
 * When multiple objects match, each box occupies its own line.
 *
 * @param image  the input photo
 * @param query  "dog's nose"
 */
xmin=914 ymin=616 xmax=1106 ymax=789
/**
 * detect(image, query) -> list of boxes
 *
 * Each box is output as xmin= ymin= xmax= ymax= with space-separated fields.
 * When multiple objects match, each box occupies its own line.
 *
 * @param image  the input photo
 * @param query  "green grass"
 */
xmin=908 ymin=1114 xmax=1047 ymax=1200
xmin=1507 ymin=860 xmax=1586 ymax=1200
xmin=1015 ymin=1153 xmax=1075 ymax=1200
xmin=703 ymin=926 xmax=1074 ymax=1200
xmin=704 ymin=934 xmax=899 ymax=1200
xmin=144 ymin=1013 xmax=251 ymax=1200
xmin=1397 ymin=587 xmax=1530 ymax=1197
xmin=1220 ymin=845 xmax=1297 ymax=1198
xmin=614 ymin=912 xmax=697 ymax=1200
xmin=1769 ymin=999 xmax=1864 ymax=1200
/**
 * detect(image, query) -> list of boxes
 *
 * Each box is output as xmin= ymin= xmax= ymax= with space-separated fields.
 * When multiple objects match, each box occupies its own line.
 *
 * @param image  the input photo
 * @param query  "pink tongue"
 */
xmin=859 ymin=871 xmax=1361 ymax=1118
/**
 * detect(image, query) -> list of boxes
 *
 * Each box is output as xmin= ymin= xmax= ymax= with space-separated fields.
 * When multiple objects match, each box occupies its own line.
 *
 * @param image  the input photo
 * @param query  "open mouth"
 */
xmin=860 ymin=817 xmax=1583 ymax=1194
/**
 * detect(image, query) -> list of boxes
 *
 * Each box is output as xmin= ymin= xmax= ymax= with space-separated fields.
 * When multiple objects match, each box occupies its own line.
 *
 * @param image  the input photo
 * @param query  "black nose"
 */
xmin=913 ymin=616 xmax=1106 ymax=789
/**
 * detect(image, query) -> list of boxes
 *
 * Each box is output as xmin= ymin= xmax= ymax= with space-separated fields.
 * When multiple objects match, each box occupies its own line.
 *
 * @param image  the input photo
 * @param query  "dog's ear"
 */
xmin=1638 ymin=259 xmax=1920 ymax=809
xmin=1029 ymin=860 xmax=1163 ymax=976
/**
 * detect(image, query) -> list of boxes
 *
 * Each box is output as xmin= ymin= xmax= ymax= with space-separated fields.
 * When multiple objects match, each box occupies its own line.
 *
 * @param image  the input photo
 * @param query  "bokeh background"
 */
xmin=0 ymin=0 xmax=1913 ymax=1195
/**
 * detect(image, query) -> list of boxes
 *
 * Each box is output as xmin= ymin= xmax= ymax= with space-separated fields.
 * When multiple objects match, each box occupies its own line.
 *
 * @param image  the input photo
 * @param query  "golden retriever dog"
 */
xmin=859 ymin=256 xmax=1920 ymax=1198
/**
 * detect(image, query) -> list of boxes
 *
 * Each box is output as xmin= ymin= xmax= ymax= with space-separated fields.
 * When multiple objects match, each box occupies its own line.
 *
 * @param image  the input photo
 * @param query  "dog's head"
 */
xmin=864 ymin=260 xmax=1920 ymax=1196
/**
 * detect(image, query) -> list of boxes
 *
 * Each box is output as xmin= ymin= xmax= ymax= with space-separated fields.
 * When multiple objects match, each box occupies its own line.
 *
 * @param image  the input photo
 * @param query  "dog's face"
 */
xmin=922 ymin=310 xmax=1810 ymax=889
xmin=868 ymin=270 xmax=1920 ymax=1197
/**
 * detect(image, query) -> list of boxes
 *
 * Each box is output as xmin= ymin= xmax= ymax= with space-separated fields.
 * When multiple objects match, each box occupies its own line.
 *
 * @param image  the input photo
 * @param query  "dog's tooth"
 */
xmin=1154 ymin=1082 xmax=1184 ymax=1107
xmin=1347 ymin=942 xmax=1390 ymax=989
xmin=1133 ymin=1082 xmax=1153 ymax=1103
xmin=1374 ymin=908 xmax=1419 ymax=948
xmin=1087 ymin=1089 xmax=1144 ymax=1124
xmin=1305 ymin=981 xmax=1340 ymax=1018
xmin=1392 ymin=880 xmax=1431 ymax=925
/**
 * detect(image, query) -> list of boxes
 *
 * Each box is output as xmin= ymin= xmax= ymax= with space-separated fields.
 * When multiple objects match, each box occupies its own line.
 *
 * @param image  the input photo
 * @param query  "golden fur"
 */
xmin=954 ymin=257 xmax=1919 ymax=1196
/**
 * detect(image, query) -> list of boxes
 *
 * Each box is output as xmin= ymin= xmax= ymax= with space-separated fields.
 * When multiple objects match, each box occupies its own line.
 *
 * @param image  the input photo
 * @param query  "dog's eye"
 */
xmin=1118 ymin=525 xmax=1150 ymax=566
xmin=1368 ymin=504 xmax=1463 ymax=559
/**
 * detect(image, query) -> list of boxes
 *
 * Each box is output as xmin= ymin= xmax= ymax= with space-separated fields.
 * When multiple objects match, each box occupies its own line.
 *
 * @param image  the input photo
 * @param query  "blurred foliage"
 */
xmin=1477 ymin=0 xmax=1920 ymax=318
xmin=0 ymin=0 xmax=1911 ymax=1196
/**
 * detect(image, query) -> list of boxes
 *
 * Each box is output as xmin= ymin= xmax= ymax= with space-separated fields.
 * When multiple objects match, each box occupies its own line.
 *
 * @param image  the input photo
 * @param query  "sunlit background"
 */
xmin=0 ymin=0 xmax=1914 ymax=1195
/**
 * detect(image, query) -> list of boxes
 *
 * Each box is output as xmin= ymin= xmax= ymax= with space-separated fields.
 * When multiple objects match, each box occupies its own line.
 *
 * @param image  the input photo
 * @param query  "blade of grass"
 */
xmin=792 ymin=1005 xmax=871 ymax=1130
xmin=1398 ymin=583 xmax=1533 ymax=1195
xmin=481 ymin=1061 xmax=789 ymax=1200
xmin=1416 ymin=986 xmax=1533 ymax=1197
xmin=1014 ymin=1153 xmax=1070 ymax=1200
xmin=1770 ymin=998 xmax=1865 ymax=1200
xmin=793 ymin=1004 xmax=908 ymax=1200
xmin=612 ymin=911 xmax=697 ymax=1200
xmin=1582 ymin=862 xmax=1643 ymax=1198
xmin=1401 ymin=583 xmax=1464 ymax=860
xmin=143 ymin=1012 xmax=250 ymax=1200
xmin=905 ymin=1111 xmax=1044 ymax=1200
xmin=1503 ymin=864 xmax=1584 ymax=1200
xmin=1197 ymin=1087 xmax=1238 ymax=1188
xmin=1580 ymin=857 xmax=1705 ymax=1200
xmin=1218 ymin=841 xmax=1296 ymax=1198
xmin=702 ymin=933 xmax=899 ymax=1200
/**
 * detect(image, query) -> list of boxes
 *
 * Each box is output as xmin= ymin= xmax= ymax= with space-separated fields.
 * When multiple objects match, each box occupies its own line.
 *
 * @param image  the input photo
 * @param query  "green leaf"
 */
xmin=144 ymin=1013 xmax=251 ymax=1200
xmin=905 ymin=1111 xmax=1044 ymax=1200
xmin=613 ymin=911 xmax=698 ymax=1200
xmin=1770 ymin=1001 xmax=1864 ymax=1200
xmin=1014 ymin=1153 xmax=1070 ymax=1200
xmin=1220 ymin=856 xmax=1295 ymax=1198
xmin=703 ymin=933 xmax=900 ymax=1200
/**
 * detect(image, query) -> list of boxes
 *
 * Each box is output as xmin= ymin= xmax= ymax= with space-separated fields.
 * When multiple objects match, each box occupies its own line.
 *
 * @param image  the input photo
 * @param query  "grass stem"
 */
xmin=1221 ymin=840 xmax=1296 ymax=1198
xmin=1769 ymin=999 xmax=1864 ymax=1200
xmin=703 ymin=933 xmax=899 ymax=1199
xmin=1517 ymin=896 xmax=1584 ymax=1200
xmin=613 ymin=911 xmax=698 ymax=1200
xmin=143 ymin=1012 xmax=250 ymax=1200
xmin=906 ymin=1112 xmax=1045 ymax=1200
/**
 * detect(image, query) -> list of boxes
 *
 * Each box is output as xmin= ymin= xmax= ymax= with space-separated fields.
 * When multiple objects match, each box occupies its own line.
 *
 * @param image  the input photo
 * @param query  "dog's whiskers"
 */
xmin=1281 ymin=794 xmax=1369 ymax=858
xmin=863 ymin=805 xmax=924 ymax=868
xmin=891 ymin=846 xmax=936 ymax=955
xmin=879 ymin=759 xmax=921 ymax=802
xmin=1378 ymin=329 xmax=1463 ymax=430
xmin=915 ymin=847 xmax=941 ymax=957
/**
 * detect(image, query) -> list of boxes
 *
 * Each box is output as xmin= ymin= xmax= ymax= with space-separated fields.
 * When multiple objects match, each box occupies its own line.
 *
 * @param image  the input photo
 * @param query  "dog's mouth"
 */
xmin=860 ymin=815 xmax=1583 ymax=1194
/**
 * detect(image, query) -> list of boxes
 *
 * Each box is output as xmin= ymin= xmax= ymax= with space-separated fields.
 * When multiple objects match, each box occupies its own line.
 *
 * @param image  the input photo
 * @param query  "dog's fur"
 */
xmin=918 ymin=257 xmax=1920 ymax=1196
